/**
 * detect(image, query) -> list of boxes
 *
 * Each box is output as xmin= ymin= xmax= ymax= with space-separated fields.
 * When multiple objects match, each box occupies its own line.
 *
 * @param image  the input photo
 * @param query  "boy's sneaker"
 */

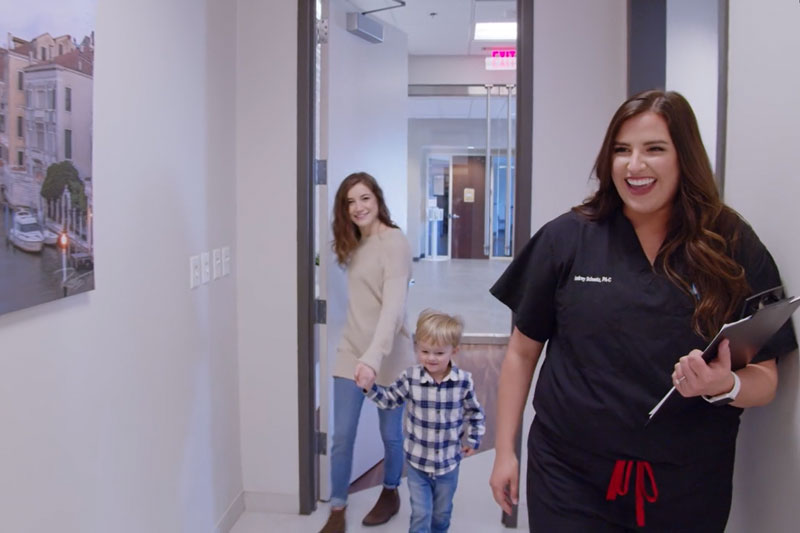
xmin=362 ymin=487 xmax=400 ymax=526
xmin=319 ymin=507 xmax=345 ymax=533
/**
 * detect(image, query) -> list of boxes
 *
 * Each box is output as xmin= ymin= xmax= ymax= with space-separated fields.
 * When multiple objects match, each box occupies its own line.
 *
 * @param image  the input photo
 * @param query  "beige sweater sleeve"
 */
xmin=358 ymin=231 xmax=412 ymax=374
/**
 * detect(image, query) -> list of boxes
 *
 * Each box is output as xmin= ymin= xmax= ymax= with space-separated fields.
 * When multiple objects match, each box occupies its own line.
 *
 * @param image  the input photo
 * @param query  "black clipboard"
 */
xmin=647 ymin=293 xmax=800 ymax=422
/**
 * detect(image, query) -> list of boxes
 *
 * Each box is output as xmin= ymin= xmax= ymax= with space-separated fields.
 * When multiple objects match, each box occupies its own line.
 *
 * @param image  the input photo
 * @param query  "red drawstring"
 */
xmin=605 ymin=460 xmax=658 ymax=527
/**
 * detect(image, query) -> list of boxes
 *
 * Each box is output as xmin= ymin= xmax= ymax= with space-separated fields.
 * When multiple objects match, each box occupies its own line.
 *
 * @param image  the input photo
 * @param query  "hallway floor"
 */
xmin=230 ymin=449 xmax=529 ymax=532
xmin=407 ymin=258 xmax=511 ymax=336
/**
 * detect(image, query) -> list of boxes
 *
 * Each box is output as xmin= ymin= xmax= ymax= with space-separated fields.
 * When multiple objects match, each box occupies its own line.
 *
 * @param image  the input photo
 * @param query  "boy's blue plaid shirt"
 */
xmin=366 ymin=363 xmax=485 ymax=476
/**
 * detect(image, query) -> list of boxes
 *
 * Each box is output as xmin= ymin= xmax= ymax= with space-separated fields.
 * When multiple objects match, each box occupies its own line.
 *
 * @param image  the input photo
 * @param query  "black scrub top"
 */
xmin=491 ymin=209 xmax=798 ymax=465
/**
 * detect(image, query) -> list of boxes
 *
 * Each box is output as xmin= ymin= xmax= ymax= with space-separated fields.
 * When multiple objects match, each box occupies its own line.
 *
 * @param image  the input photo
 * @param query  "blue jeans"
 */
xmin=406 ymin=462 xmax=460 ymax=533
xmin=329 ymin=377 xmax=404 ymax=508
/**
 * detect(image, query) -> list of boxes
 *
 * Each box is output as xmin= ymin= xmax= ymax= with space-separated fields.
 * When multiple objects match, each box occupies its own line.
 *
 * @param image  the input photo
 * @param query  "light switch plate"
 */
xmin=212 ymin=248 xmax=222 ymax=280
xmin=222 ymin=246 xmax=231 ymax=276
xmin=201 ymin=252 xmax=211 ymax=284
xmin=190 ymin=255 xmax=201 ymax=289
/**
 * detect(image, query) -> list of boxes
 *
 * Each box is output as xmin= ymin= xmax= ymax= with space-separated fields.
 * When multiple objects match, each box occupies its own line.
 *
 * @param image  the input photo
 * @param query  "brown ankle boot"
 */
xmin=361 ymin=487 xmax=400 ymax=526
xmin=319 ymin=507 xmax=346 ymax=533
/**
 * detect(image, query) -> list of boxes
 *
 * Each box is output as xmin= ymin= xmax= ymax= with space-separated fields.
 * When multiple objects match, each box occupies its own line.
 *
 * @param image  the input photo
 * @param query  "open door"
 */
xmin=299 ymin=2 xmax=533 ymax=528
xmin=317 ymin=0 xmax=407 ymax=502
xmin=314 ymin=0 xmax=331 ymax=503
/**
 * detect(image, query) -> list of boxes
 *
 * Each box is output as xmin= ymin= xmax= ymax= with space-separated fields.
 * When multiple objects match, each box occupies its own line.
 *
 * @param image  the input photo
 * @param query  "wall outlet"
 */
xmin=222 ymin=246 xmax=231 ymax=276
xmin=190 ymin=255 xmax=201 ymax=289
xmin=212 ymin=248 xmax=222 ymax=280
xmin=201 ymin=252 xmax=211 ymax=284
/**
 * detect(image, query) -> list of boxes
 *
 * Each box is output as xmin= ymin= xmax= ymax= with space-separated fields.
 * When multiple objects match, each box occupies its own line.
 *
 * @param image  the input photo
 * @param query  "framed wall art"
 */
xmin=1 ymin=0 xmax=95 ymax=316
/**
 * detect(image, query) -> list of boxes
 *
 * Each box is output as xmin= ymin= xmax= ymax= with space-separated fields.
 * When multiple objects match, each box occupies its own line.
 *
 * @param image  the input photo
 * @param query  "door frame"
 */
xmin=296 ymin=0 xmax=534 ymax=518
xmin=296 ymin=0 xmax=317 ymax=516
xmin=423 ymin=153 xmax=453 ymax=260
xmin=425 ymin=149 xmax=496 ymax=262
xmin=487 ymin=151 xmax=516 ymax=261
xmin=428 ymin=150 xmax=515 ymax=262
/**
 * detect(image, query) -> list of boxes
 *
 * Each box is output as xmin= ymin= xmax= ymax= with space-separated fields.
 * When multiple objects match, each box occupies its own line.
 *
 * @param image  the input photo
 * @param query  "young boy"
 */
xmin=359 ymin=309 xmax=485 ymax=533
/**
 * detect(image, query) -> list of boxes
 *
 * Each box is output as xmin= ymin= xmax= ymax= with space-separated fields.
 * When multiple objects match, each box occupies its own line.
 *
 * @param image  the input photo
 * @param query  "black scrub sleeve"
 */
xmin=735 ymin=220 xmax=799 ymax=363
xmin=490 ymin=212 xmax=577 ymax=343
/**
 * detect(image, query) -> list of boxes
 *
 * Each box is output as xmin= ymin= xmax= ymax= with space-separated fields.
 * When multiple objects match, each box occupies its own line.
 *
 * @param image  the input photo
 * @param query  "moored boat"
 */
xmin=8 ymin=212 xmax=45 ymax=253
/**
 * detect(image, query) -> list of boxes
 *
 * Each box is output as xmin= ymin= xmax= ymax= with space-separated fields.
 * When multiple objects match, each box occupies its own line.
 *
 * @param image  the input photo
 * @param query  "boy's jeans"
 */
xmin=329 ymin=377 xmax=404 ymax=508
xmin=406 ymin=462 xmax=460 ymax=533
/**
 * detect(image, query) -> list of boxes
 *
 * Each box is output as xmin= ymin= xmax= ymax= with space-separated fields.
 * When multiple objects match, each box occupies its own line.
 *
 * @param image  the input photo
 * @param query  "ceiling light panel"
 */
xmin=474 ymin=22 xmax=516 ymax=40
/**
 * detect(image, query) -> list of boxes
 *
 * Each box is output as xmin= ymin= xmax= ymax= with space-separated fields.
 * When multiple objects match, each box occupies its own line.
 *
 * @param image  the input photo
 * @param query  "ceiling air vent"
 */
xmin=346 ymin=12 xmax=384 ymax=44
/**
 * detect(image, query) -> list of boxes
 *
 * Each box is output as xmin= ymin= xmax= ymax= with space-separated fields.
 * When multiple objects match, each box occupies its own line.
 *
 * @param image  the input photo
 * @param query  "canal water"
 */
xmin=0 ymin=207 xmax=94 ymax=316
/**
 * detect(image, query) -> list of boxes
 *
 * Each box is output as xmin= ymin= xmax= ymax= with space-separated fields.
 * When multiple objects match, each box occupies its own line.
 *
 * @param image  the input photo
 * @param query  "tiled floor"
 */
xmin=407 ymin=258 xmax=512 ymax=336
xmin=230 ymin=449 xmax=529 ymax=533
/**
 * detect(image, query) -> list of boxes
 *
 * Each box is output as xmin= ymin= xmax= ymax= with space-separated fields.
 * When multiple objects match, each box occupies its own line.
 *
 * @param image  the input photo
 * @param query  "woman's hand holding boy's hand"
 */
xmin=355 ymin=362 xmax=376 ymax=390
xmin=672 ymin=338 xmax=735 ymax=398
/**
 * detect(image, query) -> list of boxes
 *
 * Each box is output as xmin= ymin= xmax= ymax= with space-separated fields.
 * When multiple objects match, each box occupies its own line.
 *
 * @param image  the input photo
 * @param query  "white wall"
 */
xmin=530 ymin=0 xmax=627 ymax=232
xmin=665 ymin=0 xmax=719 ymax=169
xmin=0 ymin=0 xmax=243 ymax=531
xmin=324 ymin=0 xmax=409 ymax=485
xmin=725 ymin=2 xmax=800 ymax=532
xmin=327 ymin=1 xmax=408 ymax=232
xmin=235 ymin=0 xmax=301 ymax=513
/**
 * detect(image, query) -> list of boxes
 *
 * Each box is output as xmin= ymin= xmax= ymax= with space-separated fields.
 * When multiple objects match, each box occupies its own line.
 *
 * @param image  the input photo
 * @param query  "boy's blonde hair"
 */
xmin=414 ymin=309 xmax=464 ymax=348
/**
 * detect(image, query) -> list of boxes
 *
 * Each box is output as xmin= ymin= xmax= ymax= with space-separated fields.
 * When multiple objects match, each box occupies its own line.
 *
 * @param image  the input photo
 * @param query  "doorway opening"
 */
xmin=298 ymin=2 xmax=534 ymax=529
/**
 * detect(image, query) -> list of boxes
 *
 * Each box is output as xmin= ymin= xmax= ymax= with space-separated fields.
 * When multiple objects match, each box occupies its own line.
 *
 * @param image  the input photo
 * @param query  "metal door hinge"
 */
xmin=314 ymin=298 xmax=327 ymax=324
xmin=314 ymin=159 xmax=327 ymax=185
xmin=316 ymin=18 xmax=329 ymax=45
xmin=317 ymin=431 xmax=328 ymax=455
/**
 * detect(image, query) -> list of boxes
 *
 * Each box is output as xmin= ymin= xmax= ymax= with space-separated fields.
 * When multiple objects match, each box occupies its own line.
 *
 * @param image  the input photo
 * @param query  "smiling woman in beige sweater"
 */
xmin=319 ymin=172 xmax=415 ymax=533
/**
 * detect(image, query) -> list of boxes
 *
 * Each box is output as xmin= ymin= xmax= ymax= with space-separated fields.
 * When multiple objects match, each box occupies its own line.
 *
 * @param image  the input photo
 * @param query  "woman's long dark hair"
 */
xmin=332 ymin=172 xmax=397 ymax=265
xmin=575 ymin=90 xmax=749 ymax=339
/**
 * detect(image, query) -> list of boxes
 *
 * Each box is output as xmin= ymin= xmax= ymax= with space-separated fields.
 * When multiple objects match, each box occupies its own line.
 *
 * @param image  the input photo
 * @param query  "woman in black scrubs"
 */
xmin=488 ymin=90 xmax=797 ymax=532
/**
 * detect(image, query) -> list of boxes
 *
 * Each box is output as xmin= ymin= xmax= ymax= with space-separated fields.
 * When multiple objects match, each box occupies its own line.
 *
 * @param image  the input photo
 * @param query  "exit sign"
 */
xmin=486 ymin=49 xmax=516 ymax=70
xmin=491 ymin=49 xmax=516 ymax=58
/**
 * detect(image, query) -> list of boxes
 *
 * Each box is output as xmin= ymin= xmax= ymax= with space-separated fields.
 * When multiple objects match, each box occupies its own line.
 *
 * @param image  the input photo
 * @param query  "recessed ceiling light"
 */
xmin=474 ymin=22 xmax=517 ymax=41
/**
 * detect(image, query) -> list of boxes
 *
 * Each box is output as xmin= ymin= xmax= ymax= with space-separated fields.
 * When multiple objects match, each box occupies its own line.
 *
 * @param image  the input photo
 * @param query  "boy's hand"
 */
xmin=355 ymin=362 xmax=376 ymax=389
xmin=461 ymin=446 xmax=476 ymax=457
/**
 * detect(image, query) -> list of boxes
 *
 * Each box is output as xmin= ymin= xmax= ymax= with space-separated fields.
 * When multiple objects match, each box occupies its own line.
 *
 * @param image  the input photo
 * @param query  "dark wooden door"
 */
xmin=451 ymin=155 xmax=488 ymax=259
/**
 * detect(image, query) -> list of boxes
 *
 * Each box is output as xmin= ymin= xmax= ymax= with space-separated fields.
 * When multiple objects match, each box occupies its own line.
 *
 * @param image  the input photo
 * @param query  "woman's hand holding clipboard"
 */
xmin=647 ymin=290 xmax=800 ymax=423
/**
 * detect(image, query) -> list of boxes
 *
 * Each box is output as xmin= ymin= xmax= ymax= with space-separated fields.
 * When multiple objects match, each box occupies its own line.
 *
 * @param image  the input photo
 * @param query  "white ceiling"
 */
xmin=346 ymin=0 xmax=517 ymax=55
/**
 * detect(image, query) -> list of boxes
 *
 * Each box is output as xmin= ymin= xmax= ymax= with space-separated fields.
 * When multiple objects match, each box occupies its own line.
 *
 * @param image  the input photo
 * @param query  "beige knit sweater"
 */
xmin=334 ymin=227 xmax=415 ymax=387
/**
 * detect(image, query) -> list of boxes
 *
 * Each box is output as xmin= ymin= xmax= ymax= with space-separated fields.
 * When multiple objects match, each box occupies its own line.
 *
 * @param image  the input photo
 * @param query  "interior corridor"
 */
xmin=231 ymin=257 xmax=520 ymax=531
xmin=231 ymin=449 xmax=529 ymax=532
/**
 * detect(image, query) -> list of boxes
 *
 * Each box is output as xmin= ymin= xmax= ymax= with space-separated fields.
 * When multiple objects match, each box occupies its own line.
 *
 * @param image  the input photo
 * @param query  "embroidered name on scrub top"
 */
xmin=573 ymin=275 xmax=613 ymax=283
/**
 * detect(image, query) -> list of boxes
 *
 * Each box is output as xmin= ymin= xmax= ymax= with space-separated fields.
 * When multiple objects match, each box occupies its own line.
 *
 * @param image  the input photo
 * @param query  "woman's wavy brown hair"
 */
xmin=575 ymin=90 xmax=749 ymax=339
xmin=332 ymin=172 xmax=397 ymax=265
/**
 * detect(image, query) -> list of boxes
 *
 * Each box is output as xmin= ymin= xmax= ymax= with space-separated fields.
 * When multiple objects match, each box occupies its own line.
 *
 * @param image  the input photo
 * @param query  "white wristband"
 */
xmin=703 ymin=371 xmax=741 ymax=405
